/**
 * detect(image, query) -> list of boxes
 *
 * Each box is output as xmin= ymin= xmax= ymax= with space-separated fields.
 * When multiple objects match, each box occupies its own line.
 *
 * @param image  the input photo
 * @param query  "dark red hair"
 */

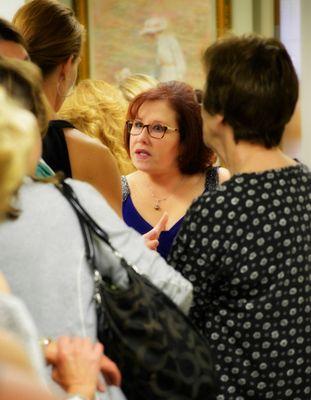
xmin=124 ymin=81 xmax=215 ymax=174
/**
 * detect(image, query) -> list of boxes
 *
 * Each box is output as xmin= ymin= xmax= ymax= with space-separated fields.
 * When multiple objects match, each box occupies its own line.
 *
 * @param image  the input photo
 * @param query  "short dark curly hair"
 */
xmin=203 ymin=35 xmax=299 ymax=148
xmin=124 ymin=80 xmax=216 ymax=175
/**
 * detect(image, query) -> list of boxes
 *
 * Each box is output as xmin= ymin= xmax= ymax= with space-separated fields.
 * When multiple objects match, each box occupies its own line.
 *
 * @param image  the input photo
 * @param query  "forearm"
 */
xmin=107 ymin=225 xmax=193 ymax=313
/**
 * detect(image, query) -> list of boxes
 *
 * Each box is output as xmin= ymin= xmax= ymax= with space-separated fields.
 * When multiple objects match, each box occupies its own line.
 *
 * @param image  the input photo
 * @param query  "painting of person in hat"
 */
xmin=140 ymin=16 xmax=186 ymax=82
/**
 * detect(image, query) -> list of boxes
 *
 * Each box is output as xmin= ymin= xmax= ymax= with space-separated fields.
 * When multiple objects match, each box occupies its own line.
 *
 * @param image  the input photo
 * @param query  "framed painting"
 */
xmin=74 ymin=0 xmax=231 ymax=86
xmin=72 ymin=0 xmax=90 ymax=80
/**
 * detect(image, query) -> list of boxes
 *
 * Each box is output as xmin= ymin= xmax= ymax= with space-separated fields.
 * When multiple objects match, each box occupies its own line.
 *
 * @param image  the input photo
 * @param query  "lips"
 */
xmin=134 ymin=148 xmax=151 ymax=159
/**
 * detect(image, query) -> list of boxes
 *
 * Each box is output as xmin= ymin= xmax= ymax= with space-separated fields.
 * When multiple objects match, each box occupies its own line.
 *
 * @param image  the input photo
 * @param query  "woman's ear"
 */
xmin=59 ymin=55 xmax=74 ymax=81
xmin=215 ymin=114 xmax=225 ymax=129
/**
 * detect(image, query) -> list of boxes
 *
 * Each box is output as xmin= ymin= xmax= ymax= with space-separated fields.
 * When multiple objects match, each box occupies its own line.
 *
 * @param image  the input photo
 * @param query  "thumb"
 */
xmin=143 ymin=213 xmax=168 ymax=242
xmin=147 ymin=239 xmax=159 ymax=251
xmin=100 ymin=355 xmax=122 ymax=386
xmin=154 ymin=212 xmax=168 ymax=235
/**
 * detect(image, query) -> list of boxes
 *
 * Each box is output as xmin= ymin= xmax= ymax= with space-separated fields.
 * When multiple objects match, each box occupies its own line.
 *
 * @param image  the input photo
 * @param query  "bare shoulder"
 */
xmin=125 ymin=171 xmax=140 ymax=186
xmin=64 ymin=128 xmax=108 ymax=150
xmin=62 ymin=128 xmax=122 ymax=216
xmin=218 ymin=167 xmax=231 ymax=184
xmin=64 ymin=128 xmax=117 ymax=169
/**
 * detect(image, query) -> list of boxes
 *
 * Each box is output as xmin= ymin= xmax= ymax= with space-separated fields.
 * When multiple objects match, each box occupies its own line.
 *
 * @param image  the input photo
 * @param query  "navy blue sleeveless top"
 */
xmin=122 ymin=167 xmax=219 ymax=259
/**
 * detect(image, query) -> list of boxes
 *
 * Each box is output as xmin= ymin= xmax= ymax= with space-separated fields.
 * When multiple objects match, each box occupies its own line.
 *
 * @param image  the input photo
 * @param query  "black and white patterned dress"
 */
xmin=168 ymin=163 xmax=311 ymax=400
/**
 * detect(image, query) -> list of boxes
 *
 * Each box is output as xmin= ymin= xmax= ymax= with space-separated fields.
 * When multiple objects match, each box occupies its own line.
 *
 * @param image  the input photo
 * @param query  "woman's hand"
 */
xmin=99 ymin=354 xmax=121 ymax=387
xmin=45 ymin=337 xmax=103 ymax=400
xmin=143 ymin=212 xmax=168 ymax=251
xmin=44 ymin=337 xmax=122 ymax=392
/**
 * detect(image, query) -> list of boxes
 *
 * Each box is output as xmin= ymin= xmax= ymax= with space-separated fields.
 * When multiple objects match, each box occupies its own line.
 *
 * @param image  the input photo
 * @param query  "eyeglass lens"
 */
xmin=128 ymin=120 xmax=167 ymax=139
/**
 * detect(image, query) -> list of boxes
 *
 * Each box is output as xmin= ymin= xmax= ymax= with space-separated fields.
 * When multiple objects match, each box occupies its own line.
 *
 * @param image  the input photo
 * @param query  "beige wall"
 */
xmin=0 ymin=0 xmax=72 ymax=21
xmin=300 ymin=0 xmax=311 ymax=166
xmin=0 ymin=0 xmax=24 ymax=20
xmin=232 ymin=0 xmax=310 ymax=166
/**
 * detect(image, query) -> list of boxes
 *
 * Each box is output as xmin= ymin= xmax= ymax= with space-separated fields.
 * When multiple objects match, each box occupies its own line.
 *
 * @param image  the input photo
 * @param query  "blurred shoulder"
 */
xmin=218 ymin=167 xmax=231 ymax=184
xmin=190 ymin=177 xmax=235 ymax=216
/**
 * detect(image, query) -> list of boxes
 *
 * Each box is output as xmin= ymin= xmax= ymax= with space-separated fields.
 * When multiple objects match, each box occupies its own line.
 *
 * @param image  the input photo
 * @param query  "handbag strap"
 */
xmin=57 ymin=181 xmax=135 ymax=308
xmin=56 ymin=181 xmax=117 ymax=267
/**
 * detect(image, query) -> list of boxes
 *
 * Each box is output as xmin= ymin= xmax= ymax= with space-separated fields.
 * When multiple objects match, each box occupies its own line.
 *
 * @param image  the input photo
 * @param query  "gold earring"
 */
xmin=57 ymin=77 xmax=74 ymax=99
xmin=56 ymin=78 xmax=64 ymax=98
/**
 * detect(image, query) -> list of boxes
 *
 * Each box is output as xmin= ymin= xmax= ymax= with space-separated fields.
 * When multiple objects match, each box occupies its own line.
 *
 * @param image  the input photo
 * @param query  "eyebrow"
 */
xmin=135 ymin=116 xmax=168 ymax=125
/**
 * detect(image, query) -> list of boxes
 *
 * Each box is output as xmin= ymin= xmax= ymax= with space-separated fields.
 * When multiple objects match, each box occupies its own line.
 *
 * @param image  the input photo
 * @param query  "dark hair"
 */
xmin=13 ymin=0 xmax=84 ymax=78
xmin=124 ymin=81 xmax=215 ymax=174
xmin=194 ymin=88 xmax=203 ymax=105
xmin=203 ymin=35 xmax=299 ymax=148
xmin=0 ymin=18 xmax=26 ymax=48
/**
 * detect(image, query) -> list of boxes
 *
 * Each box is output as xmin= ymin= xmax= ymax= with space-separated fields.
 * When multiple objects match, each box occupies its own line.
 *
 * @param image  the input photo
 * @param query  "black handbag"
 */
xmin=58 ymin=181 xmax=216 ymax=400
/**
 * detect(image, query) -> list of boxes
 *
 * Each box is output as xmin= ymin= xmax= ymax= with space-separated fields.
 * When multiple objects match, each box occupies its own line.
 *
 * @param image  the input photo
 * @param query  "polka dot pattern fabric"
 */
xmin=168 ymin=163 xmax=311 ymax=399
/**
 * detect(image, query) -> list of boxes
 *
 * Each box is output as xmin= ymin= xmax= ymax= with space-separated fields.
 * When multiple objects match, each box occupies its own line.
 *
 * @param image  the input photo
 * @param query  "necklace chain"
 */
xmin=148 ymin=177 xmax=184 ymax=211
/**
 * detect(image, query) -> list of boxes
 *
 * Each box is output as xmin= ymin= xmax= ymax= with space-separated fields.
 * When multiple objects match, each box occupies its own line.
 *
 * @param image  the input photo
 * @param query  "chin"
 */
xmin=135 ymin=162 xmax=157 ymax=174
xmin=136 ymin=165 xmax=152 ymax=174
xmin=203 ymin=134 xmax=212 ymax=148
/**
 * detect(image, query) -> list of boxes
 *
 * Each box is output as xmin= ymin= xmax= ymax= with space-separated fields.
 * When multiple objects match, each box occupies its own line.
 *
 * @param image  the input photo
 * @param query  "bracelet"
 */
xmin=66 ymin=394 xmax=88 ymax=400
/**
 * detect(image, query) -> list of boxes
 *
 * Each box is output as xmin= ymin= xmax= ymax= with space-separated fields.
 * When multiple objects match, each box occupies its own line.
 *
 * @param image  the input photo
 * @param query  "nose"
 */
xmin=137 ymin=125 xmax=150 ymax=141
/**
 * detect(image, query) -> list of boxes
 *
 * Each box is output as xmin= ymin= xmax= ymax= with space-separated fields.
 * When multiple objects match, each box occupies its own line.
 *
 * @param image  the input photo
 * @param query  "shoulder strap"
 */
xmin=121 ymin=176 xmax=130 ymax=201
xmin=57 ymin=181 xmax=128 ymax=271
xmin=57 ymin=181 xmax=110 ymax=264
xmin=49 ymin=119 xmax=76 ymax=130
xmin=205 ymin=167 xmax=219 ymax=193
xmin=42 ymin=120 xmax=73 ymax=178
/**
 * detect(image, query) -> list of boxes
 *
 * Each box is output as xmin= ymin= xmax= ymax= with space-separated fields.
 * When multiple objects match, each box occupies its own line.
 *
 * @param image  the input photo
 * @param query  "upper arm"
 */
xmin=64 ymin=129 xmax=122 ymax=217
xmin=218 ymin=167 xmax=231 ymax=184
xmin=168 ymin=193 xmax=217 ymax=276
xmin=167 ymin=204 xmax=193 ymax=268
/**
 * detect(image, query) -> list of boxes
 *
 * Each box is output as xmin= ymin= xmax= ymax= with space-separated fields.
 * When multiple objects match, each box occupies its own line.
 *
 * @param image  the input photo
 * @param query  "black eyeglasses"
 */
xmin=126 ymin=120 xmax=179 ymax=139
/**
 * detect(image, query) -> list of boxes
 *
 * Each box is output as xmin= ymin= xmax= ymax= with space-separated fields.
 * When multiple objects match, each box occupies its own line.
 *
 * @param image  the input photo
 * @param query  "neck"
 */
xmin=141 ymin=169 xmax=184 ymax=188
xmin=225 ymin=144 xmax=295 ymax=175
xmin=42 ymin=73 xmax=59 ymax=115
xmin=211 ymin=128 xmax=295 ymax=175
xmin=140 ymin=170 xmax=185 ymax=211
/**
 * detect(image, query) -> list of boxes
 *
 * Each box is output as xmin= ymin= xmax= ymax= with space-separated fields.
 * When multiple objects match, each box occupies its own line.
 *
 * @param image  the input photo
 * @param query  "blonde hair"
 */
xmin=0 ymin=330 xmax=36 ymax=378
xmin=59 ymin=79 xmax=134 ymax=175
xmin=13 ymin=0 xmax=84 ymax=78
xmin=0 ymin=57 xmax=51 ymax=137
xmin=118 ymin=73 xmax=158 ymax=102
xmin=0 ymin=88 xmax=38 ymax=220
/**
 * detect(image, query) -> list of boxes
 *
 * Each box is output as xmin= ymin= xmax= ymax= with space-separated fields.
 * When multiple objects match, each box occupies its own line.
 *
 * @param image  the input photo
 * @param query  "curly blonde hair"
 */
xmin=118 ymin=73 xmax=158 ymax=102
xmin=0 ymin=88 xmax=38 ymax=220
xmin=59 ymin=79 xmax=134 ymax=175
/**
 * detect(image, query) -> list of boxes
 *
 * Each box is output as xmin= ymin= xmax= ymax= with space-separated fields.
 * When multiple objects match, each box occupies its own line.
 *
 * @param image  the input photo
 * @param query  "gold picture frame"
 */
xmin=216 ymin=0 xmax=232 ymax=37
xmin=74 ymin=0 xmax=232 ymax=82
xmin=73 ymin=0 xmax=89 ymax=80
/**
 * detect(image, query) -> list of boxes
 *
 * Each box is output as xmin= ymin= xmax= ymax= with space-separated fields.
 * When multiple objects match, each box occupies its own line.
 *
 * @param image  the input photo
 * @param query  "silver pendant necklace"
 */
xmin=148 ymin=177 xmax=184 ymax=211
xmin=151 ymin=195 xmax=168 ymax=211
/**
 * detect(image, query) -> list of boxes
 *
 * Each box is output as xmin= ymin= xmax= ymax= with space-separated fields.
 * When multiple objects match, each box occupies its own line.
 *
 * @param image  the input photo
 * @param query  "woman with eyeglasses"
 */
xmin=122 ymin=81 xmax=230 ymax=259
